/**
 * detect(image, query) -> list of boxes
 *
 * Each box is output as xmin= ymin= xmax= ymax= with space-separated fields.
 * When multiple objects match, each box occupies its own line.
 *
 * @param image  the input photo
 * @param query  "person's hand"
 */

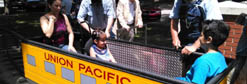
xmin=49 ymin=16 xmax=57 ymax=22
xmin=124 ymin=26 xmax=131 ymax=32
xmin=68 ymin=45 xmax=77 ymax=53
xmin=172 ymin=38 xmax=181 ymax=50
xmin=137 ymin=24 xmax=143 ymax=28
xmin=105 ymin=31 xmax=111 ymax=38
xmin=110 ymin=60 xmax=117 ymax=63
xmin=181 ymin=45 xmax=197 ymax=55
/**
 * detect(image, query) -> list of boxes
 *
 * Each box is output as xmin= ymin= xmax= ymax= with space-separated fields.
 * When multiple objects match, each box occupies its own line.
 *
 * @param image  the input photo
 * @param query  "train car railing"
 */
xmin=21 ymin=39 xmax=190 ymax=84
xmin=0 ymin=28 xmax=237 ymax=84
xmin=107 ymin=39 xmax=184 ymax=77
xmin=106 ymin=39 xmax=238 ymax=84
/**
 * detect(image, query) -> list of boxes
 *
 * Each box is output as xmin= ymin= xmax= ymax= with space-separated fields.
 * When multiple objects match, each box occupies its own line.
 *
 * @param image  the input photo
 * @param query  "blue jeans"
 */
xmin=58 ymin=44 xmax=69 ymax=51
xmin=110 ymin=29 xmax=116 ymax=39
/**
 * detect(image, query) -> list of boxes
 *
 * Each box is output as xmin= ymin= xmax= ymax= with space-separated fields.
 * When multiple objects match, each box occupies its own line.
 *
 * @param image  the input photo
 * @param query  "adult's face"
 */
xmin=49 ymin=0 xmax=62 ymax=14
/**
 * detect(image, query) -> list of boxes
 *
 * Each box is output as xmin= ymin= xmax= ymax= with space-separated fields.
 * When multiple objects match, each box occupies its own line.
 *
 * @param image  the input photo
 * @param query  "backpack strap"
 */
xmin=188 ymin=0 xmax=205 ymax=21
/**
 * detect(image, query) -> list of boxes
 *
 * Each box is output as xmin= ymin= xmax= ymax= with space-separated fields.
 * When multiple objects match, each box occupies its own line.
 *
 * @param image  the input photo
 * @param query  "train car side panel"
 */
xmin=22 ymin=43 xmax=164 ymax=84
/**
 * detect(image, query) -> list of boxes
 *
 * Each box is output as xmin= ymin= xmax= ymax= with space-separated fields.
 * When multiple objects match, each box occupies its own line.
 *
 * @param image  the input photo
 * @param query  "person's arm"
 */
xmin=89 ymin=47 xmax=96 ymax=58
xmin=117 ymin=1 xmax=130 ymax=30
xmin=105 ymin=17 xmax=114 ymax=38
xmin=40 ymin=15 xmax=56 ymax=38
xmin=80 ymin=22 xmax=94 ymax=33
xmin=105 ymin=1 xmax=116 ymax=38
xmin=108 ymin=48 xmax=117 ymax=63
xmin=170 ymin=19 xmax=181 ymax=49
xmin=181 ymin=38 xmax=200 ymax=55
xmin=136 ymin=0 xmax=143 ymax=28
xmin=77 ymin=0 xmax=94 ymax=33
xmin=63 ymin=14 xmax=77 ymax=53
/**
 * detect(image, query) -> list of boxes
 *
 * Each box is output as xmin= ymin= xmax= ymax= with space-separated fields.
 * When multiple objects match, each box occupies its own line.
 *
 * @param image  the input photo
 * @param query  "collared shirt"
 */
xmin=127 ymin=1 xmax=135 ymax=25
xmin=77 ymin=0 xmax=116 ymax=29
xmin=169 ymin=0 xmax=223 ymax=20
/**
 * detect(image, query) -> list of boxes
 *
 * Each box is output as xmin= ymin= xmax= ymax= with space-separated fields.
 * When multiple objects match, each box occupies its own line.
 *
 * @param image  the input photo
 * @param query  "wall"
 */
xmin=218 ymin=1 xmax=247 ymax=59
xmin=220 ymin=15 xmax=244 ymax=59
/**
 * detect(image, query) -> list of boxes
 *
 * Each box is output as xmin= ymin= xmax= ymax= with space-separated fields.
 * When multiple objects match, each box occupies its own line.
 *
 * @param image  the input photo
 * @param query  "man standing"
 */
xmin=114 ymin=0 xmax=143 ymax=42
xmin=77 ymin=0 xmax=115 ymax=38
xmin=169 ymin=0 xmax=223 ymax=74
xmin=169 ymin=0 xmax=223 ymax=54
xmin=77 ymin=0 xmax=115 ymax=53
xmin=230 ymin=13 xmax=247 ymax=84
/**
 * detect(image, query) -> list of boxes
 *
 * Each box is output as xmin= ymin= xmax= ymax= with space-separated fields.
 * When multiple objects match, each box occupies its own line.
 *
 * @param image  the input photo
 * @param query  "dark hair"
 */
xmin=92 ymin=30 xmax=105 ymax=41
xmin=47 ymin=0 xmax=64 ymax=16
xmin=202 ymin=20 xmax=230 ymax=50
xmin=47 ymin=0 xmax=61 ymax=5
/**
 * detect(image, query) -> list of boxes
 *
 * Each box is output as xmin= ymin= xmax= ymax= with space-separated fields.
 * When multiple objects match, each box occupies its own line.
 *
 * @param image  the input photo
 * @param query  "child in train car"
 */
xmin=89 ymin=30 xmax=117 ymax=63
xmin=176 ymin=20 xmax=230 ymax=84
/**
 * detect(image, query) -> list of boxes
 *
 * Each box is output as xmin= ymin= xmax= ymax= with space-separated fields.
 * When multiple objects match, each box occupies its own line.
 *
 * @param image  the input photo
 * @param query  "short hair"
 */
xmin=202 ymin=20 xmax=230 ymax=50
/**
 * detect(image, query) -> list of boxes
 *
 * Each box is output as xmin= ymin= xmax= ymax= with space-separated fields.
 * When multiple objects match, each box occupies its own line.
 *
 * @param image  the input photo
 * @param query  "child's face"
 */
xmin=95 ymin=34 xmax=107 ymax=49
xmin=199 ymin=32 xmax=213 ymax=44
xmin=199 ymin=32 xmax=206 ymax=45
xmin=199 ymin=32 xmax=213 ymax=51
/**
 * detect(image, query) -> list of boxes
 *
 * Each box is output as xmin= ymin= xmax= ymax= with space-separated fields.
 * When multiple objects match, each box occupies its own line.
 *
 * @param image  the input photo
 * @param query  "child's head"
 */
xmin=199 ymin=20 xmax=230 ymax=51
xmin=92 ymin=30 xmax=107 ymax=49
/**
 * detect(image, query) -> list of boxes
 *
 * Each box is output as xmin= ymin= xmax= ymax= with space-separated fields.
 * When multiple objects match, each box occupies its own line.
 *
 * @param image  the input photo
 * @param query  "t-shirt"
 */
xmin=177 ymin=52 xmax=227 ymax=84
